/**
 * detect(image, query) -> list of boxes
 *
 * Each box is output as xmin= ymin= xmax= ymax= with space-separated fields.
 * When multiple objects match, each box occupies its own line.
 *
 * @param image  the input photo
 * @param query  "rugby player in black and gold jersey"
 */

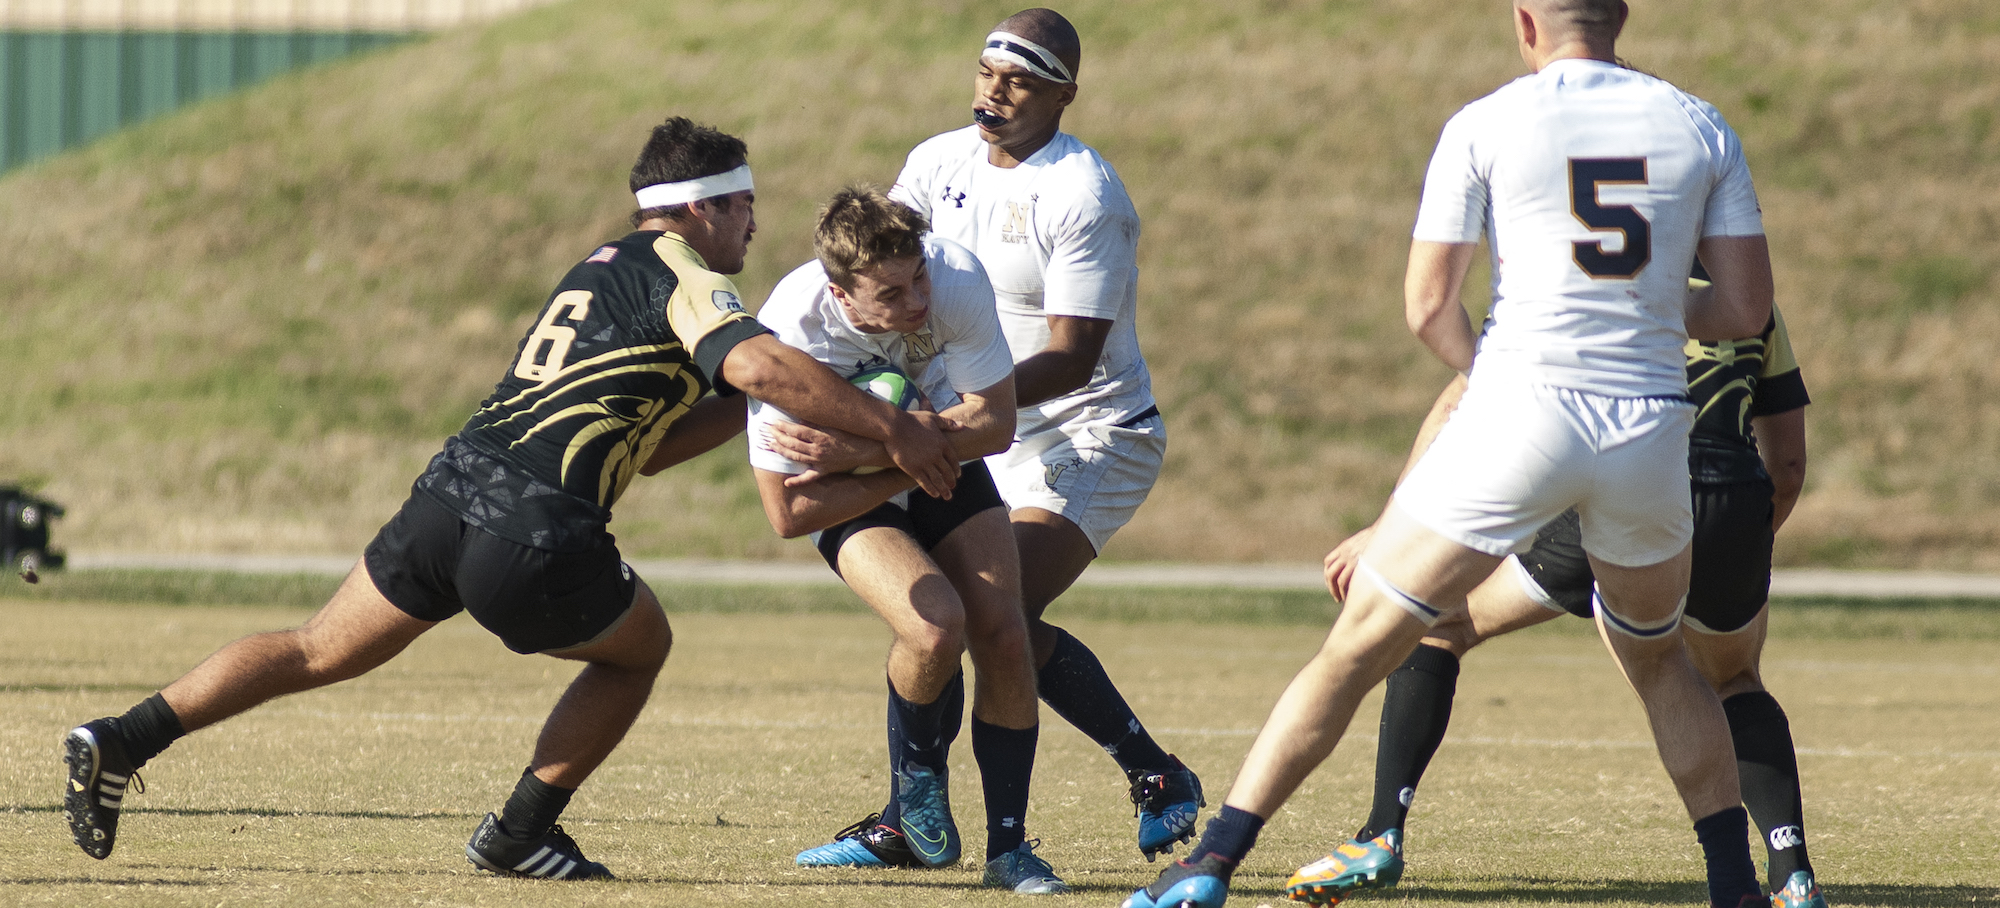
xmin=61 ymin=117 xmax=962 ymax=880
xmin=1310 ymin=283 xmax=1823 ymax=908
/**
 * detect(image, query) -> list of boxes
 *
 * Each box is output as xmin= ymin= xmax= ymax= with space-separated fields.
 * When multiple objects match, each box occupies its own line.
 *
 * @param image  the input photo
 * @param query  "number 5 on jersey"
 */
xmin=515 ymin=290 xmax=593 ymax=382
xmin=1569 ymin=157 xmax=1651 ymax=279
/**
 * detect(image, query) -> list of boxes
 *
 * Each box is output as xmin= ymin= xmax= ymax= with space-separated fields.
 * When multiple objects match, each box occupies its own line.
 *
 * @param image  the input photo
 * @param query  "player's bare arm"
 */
xmin=719 ymin=333 xmax=961 ymax=497
xmin=1011 ymin=315 xmax=1111 ymax=407
xmin=755 ymin=378 xmax=1012 ymax=536
xmin=640 ymin=395 xmax=747 ymax=476
xmin=769 ymin=374 xmax=1017 ymax=478
xmin=1404 ymin=240 xmax=1481 ymax=373
xmin=1686 ymin=234 xmax=1775 ymax=341
xmin=1752 ymin=407 xmax=1807 ymax=531
xmin=1325 ymin=374 xmax=1468 ymax=600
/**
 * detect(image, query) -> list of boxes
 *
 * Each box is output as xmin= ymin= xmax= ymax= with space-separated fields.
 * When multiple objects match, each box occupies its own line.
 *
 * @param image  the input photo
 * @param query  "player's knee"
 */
xmin=1424 ymin=625 xmax=1482 ymax=657
xmin=902 ymin=613 xmax=967 ymax=664
xmin=294 ymin=629 xmax=390 ymax=685
xmin=967 ymin=615 xmax=1030 ymax=667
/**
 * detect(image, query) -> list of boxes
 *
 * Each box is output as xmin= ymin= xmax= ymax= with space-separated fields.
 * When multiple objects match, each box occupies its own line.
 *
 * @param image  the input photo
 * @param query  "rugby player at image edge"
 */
xmin=60 ymin=117 xmax=961 ymax=879
xmin=773 ymin=7 xmax=1204 ymax=867
xmin=1300 ymin=272 xmax=1823 ymax=908
xmin=1130 ymin=0 xmax=1778 ymax=905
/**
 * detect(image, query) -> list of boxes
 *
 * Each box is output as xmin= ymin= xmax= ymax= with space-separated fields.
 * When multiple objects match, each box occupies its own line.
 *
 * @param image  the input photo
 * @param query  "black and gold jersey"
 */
xmin=415 ymin=231 xmax=768 ymax=551
xmin=1683 ymin=304 xmax=1810 ymax=484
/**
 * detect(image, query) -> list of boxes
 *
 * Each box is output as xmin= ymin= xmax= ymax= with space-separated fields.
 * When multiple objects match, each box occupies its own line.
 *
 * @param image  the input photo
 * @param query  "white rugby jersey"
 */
xmin=1414 ymin=58 xmax=1765 ymax=398
xmin=891 ymin=126 xmax=1153 ymax=435
xmin=748 ymin=234 xmax=1015 ymax=475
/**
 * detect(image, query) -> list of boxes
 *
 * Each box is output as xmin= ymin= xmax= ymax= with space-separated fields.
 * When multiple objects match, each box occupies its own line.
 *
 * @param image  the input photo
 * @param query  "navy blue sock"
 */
xmin=972 ymin=717 xmax=1038 ymax=860
xmin=1036 ymin=626 xmax=1174 ymax=773
xmin=1694 ymin=806 xmax=1763 ymax=908
xmin=499 ymin=767 xmax=574 ymax=842
xmin=1188 ymin=805 xmax=1265 ymax=865
xmin=117 ymin=692 xmax=186 ymax=768
xmin=882 ymin=673 xmax=958 ymax=828
xmin=1359 ymin=643 xmax=1459 ymax=841
xmin=1724 ymin=691 xmax=1812 ymax=890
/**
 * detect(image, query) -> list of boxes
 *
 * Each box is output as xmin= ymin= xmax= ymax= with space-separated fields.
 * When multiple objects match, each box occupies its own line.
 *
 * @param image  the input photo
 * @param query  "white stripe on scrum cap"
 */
xmin=982 ymin=30 xmax=1072 ymax=83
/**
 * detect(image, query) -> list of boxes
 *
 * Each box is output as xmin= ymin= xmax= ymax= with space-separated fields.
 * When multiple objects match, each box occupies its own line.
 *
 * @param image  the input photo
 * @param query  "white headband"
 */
xmin=635 ymin=163 xmax=754 ymax=209
xmin=981 ymin=31 xmax=1073 ymax=84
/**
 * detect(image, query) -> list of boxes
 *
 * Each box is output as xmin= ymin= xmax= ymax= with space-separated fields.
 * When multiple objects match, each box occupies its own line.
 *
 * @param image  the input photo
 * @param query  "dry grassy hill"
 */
xmin=3 ymin=0 xmax=1997 ymax=568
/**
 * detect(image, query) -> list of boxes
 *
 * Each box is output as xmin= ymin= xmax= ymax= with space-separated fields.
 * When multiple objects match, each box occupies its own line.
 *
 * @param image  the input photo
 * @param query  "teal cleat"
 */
xmin=1130 ymin=755 xmax=1206 ymax=861
xmin=1285 ymin=828 xmax=1403 ymax=904
xmin=895 ymin=763 xmax=960 ymax=868
xmin=1771 ymin=871 xmax=1828 ymax=908
xmin=795 ymin=812 xmax=926 ymax=868
xmin=1125 ymin=853 xmax=1236 ymax=908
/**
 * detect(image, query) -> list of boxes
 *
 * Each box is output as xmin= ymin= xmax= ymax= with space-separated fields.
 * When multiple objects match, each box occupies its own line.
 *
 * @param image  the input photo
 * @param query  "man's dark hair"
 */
xmin=629 ymin=117 xmax=749 ymax=228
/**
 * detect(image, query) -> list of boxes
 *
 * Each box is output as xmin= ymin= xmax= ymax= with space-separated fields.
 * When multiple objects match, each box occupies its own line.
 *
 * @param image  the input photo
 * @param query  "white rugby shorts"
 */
xmin=1392 ymin=376 xmax=1695 ymax=568
xmin=985 ymin=409 xmax=1165 ymax=553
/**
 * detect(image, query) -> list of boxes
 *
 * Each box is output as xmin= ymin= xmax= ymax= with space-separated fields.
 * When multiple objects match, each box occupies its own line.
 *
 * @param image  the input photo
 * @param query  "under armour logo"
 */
xmin=942 ymin=187 xmax=967 ymax=208
xmin=1001 ymin=817 xmax=1018 ymax=828
xmin=1398 ymin=786 xmax=1415 ymax=807
xmin=1769 ymin=825 xmax=1803 ymax=850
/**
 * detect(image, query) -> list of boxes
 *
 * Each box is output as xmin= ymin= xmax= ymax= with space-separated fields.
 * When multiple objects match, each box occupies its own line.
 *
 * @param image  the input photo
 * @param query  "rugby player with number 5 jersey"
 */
xmin=1131 ymin=3 xmax=1779 ymax=907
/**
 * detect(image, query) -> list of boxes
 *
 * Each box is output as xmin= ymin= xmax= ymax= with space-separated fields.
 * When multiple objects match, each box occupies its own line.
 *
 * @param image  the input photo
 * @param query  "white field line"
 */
xmin=62 ymin=553 xmax=2000 ymax=599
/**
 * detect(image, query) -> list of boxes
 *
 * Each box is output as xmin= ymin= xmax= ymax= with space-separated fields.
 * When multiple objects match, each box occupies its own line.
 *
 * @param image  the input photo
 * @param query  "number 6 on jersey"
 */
xmin=514 ymin=290 xmax=593 ymax=382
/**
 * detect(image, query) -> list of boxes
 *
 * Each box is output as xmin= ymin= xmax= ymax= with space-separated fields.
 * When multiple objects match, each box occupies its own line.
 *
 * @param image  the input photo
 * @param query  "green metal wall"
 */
xmin=0 ymin=30 xmax=411 ymax=172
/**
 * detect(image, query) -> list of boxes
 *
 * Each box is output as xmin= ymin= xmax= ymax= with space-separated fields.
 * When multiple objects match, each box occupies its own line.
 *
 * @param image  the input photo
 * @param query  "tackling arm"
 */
xmin=1751 ymin=407 xmax=1807 ymax=532
xmin=766 ymin=376 xmax=1018 ymax=476
xmin=718 ymin=334 xmax=960 ymax=497
xmin=640 ymin=395 xmax=747 ymax=476
xmin=758 ymin=377 xmax=1018 ymax=537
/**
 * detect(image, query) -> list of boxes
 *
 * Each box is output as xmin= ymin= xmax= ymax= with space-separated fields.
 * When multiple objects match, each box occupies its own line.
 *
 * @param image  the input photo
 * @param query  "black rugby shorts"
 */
xmin=1518 ymin=478 xmax=1776 ymax=633
xmin=814 ymin=460 xmax=1007 ymax=570
xmin=363 ymin=491 xmax=638 ymax=654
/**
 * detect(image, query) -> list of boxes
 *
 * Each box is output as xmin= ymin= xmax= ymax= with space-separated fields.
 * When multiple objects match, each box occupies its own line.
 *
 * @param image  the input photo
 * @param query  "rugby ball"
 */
xmin=848 ymin=365 xmax=920 ymax=474
xmin=849 ymin=365 xmax=921 ymax=411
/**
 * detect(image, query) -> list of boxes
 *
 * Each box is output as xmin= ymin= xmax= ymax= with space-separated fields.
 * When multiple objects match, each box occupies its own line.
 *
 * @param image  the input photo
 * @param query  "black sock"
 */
xmin=1693 ymin=806 xmax=1763 ymax=908
xmin=1188 ymin=805 xmax=1265 ymax=865
xmin=882 ymin=674 xmax=956 ymax=828
xmin=498 ymin=767 xmax=575 ymax=842
xmin=1357 ymin=643 xmax=1459 ymax=841
xmin=117 ymin=693 xmax=187 ymax=768
xmin=1035 ymin=626 xmax=1174 ymax=773
xmin=972 ymin=717 xmax=1038 ymax=860
xmin=1724 ymin=691 xmax=1812 ymax=889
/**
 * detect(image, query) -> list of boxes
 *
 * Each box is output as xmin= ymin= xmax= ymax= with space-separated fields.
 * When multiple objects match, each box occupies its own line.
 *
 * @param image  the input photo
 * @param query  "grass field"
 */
xmin=4 ymin=1 xmax=2000 ymax=568
xmin=4 ymin=578 xmax=1996 ymax=906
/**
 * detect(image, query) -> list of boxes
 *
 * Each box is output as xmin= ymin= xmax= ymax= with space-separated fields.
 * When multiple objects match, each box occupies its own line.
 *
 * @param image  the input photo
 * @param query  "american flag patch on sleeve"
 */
xmin=585 ymin=245 xmax=618 ymax=264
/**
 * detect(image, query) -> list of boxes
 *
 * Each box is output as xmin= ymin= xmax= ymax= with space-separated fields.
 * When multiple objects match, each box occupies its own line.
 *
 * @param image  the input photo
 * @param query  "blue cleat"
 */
xmin=1130 ymin=755 xmax=1206 ymax=861
xmin=896 ymin=763 xmax=960 ymax=868
xmin=1771 ymin=871 xmax=1828 ymax=908
xmin=1285 ymin=828 xmax=1403 ymax=904
xmin=795 ymin=812 xmax=926 ymax=868
xmin=1125 ymin=852 xmax=1235 ymax=908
